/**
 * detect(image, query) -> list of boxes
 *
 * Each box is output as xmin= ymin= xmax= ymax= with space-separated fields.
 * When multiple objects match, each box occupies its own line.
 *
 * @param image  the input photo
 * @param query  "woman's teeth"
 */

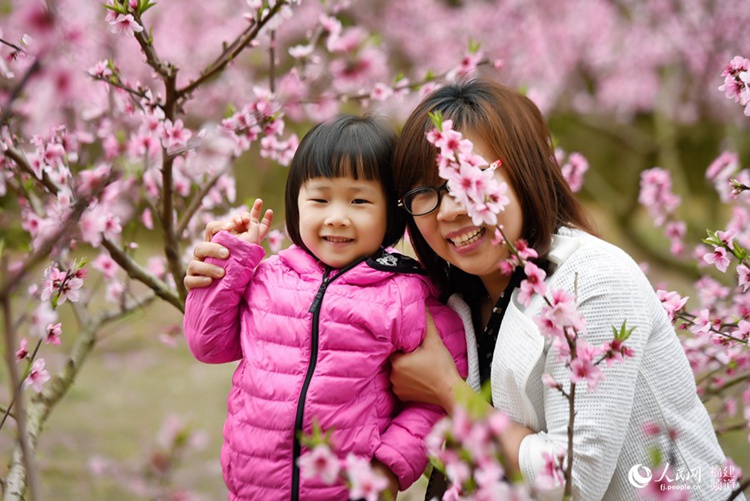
xmin=450 ymin=228 xmax=484 ymax=247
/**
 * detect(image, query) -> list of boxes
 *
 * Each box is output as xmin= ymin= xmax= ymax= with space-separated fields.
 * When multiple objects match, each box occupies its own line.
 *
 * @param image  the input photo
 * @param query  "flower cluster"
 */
xmin=296 ymin=426 xmax=391 ymax=501
xmin=719 ymin=56 xmax=750 ymax=116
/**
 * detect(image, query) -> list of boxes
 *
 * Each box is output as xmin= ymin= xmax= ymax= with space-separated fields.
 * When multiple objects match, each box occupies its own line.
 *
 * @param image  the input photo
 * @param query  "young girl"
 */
xmin=183 ymin=114 xmax=467 ymax=501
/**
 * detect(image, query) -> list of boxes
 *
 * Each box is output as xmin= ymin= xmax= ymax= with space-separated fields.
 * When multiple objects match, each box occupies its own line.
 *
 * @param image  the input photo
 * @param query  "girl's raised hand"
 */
xmin=236 ymin=198 xmax=273 ymax=244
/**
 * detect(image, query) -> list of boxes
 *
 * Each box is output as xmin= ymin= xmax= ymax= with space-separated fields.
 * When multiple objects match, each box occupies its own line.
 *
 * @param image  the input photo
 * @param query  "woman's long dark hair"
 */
xmin=393 ymin=76 xmax=595 ymax=299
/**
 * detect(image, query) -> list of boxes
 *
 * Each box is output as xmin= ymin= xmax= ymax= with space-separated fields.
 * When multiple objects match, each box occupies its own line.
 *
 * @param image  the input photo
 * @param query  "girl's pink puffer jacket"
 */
xmin=184 ymin=231 xmax=467 ymax=500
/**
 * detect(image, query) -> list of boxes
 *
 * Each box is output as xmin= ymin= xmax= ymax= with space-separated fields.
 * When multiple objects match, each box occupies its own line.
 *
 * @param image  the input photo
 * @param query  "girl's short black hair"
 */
xmin=284 ymin=114 xmax=405 ymax=252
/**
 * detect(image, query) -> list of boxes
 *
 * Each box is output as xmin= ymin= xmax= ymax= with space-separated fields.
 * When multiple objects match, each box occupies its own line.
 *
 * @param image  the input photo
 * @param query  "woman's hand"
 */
xmin=370 ymin=459 xmax=399 ymax=500
xmin=389 ymin=310 xmax=464 ymax=414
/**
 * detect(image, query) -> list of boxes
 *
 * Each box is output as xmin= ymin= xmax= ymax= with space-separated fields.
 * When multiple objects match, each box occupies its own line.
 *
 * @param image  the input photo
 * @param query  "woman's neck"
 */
xmin=481 ymin=273 xmax=511 ymax=305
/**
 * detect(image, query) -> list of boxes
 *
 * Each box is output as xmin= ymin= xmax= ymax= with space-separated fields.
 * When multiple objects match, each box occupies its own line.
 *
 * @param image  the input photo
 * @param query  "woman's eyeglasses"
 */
xmin=398 ymin=160 xmax=502 ymax=216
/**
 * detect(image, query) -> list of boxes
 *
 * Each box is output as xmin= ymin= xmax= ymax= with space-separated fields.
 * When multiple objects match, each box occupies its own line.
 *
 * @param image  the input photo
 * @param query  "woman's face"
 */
xmin=412 ymin=134 xmax=524 ymax=293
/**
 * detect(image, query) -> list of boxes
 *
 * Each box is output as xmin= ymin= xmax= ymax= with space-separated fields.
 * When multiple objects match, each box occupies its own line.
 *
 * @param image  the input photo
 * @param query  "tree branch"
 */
xmin=176 ymin=165 xmax=232 ymax=237
xmin=100 ymin=238 xmax=182 ymax=312
xmin=2 ymin=293 xmax=156 ymax=500
xmin=176 ymin=2 xmax=290 ymax=100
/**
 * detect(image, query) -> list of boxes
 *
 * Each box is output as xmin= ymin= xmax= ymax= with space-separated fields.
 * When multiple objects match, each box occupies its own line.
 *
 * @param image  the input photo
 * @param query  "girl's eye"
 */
xmin=352 ymin=199 xmax=370 ymax=205
xmin=310 ymin=198 xmax=328 ymax=203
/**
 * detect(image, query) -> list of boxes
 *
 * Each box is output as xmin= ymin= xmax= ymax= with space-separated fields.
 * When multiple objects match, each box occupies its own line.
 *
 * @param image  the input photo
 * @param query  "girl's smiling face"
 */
xmin=297 ymin=176 xmax=388 ymax=269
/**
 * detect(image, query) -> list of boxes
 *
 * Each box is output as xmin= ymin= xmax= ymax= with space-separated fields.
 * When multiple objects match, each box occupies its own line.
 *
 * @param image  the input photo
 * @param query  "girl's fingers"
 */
xmin=248 ymin=198 xmax=263 ymax=224
xmin=258 ymin=209 xmax=274 ymax=240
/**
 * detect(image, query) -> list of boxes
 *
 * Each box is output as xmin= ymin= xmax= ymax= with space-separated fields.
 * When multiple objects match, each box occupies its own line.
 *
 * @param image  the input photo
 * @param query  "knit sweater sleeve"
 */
xmin=518 ymin=243 xmax=653 ymax=500
xmin=183 ymin=231 xmax=265 ymax=364
xmin=374 ymin=277 xmax=468 ymax=490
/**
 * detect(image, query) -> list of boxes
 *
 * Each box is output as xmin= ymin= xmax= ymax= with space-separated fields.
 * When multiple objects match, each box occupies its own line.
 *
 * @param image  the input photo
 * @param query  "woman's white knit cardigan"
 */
xmin=450 ymin=228 xmax=736 ymax=500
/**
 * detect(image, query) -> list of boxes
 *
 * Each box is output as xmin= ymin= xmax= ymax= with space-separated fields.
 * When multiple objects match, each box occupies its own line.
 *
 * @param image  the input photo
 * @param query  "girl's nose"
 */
xmin=436 ymin=192 xmax=466 ymax=222
xmin=324 ymin=207 xmax=351 ymax=227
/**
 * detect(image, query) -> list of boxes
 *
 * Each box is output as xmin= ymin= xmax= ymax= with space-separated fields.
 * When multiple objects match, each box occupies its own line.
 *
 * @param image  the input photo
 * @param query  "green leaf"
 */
xmin=103 ymin=3 xmax=128 ymax=14
xmin=468 ymin=38 xmax=482 ymax=53
xmin=648 ymin=447 xmax=662 ymax=467
xmin=141 ymin=0 xmax=157 ymax=14
xmin=611 ymin=319 xmax=635 ymax=342
xmin=428 ymin=110 xmax=443 ymax=131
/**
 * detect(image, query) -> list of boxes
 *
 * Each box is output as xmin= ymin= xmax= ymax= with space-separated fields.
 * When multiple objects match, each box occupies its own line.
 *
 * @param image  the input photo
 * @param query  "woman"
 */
xmin=185 ymin=77 xmax=734 ymax=500
xmin=386 ymin=76 xmax=732 ymax=500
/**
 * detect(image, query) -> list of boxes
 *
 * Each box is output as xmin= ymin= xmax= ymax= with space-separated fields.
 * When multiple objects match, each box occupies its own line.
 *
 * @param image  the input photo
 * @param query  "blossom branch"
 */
xmin=176 ymin=165 xmax=232 ymax=237
xmin=100 ymin=238 xmax=182 ymax=312
xmin=177 ymin=2 xmax=291 ymax=100
xmin=0 ymin=56 xmax=42 ymax=127
xmin=1 ymin=276 xmax=40 ymax=501
xmin=3 ymin=292 xmax=156 ymax=500
xmin=4 ymin=144 xmax=61 ymax=195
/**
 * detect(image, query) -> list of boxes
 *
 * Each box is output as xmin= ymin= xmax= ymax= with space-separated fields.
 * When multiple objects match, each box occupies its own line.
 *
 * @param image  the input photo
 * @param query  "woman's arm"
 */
xmin=389 ymin=314 xmax=534 ymax=473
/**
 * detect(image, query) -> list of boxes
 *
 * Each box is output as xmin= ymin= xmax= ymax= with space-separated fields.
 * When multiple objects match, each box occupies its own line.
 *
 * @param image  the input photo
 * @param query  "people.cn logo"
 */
xmin=628 ymin=464 xmax=653 ymax=488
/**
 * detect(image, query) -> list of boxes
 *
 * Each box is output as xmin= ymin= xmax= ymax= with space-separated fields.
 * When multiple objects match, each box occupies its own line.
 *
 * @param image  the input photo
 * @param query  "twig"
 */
xmin=3 ymin=293 xmax=156 ymax=500
xmin=176 ymin=1 xmax=290 ymax=100
xmin=100 ymin=238 xmax=182 ymax=312
xmin=1 ymin=265 xmax=40 ymax=501
xmin=176 ymin=165 xmax=232 ymax=237
xmin=4 ymin=144 xmax=61 ymax=195
xmin=0 ymin=59 xmax=42 ymax=127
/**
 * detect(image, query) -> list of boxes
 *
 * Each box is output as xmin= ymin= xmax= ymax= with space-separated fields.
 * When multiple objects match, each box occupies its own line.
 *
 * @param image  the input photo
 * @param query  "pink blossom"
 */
xmin=109 ymin=14 xmax=144 ymax=36
xmin=656 ymin=290 xmax=689 ymax=322
xmin=491 ymin=228 xmax=506 ymax=246
xmin=29 ymin=302 xmax=58 ymax=338
xmin=690 ymin=309 xmax=712 ymax=335
xmin=24 ymin=359 xmax=51 ymax=393
xmin=45 ymin=322 xmax=62 ymax=345
xmin=638 ymin=168 xmax=681 ymax=227
xmin=88 ymin=60 xmax=113 ymax=79
xmin=105 ymin=281 xmax=125 ymax=304
xmin=518 ymin=262 xmax=547 ymax=307
xmin=345 ymin=454 xmax=388 ymax=501
xmin=642 ymin=421 xmax=661 ymax=436
xmin=601 ymin=337 xmax=635 ymax=367
xmin=142 ymin=208 xmax=154 ymax=230
xmin=93 ymin=253 xmax=118 ymax=279
xmin=560 ymin=152 xmax=589 ymax=193
xmin=569 ymin=340 xmax=605 ymax=391
xmin=15 ymin=338 xmax=29 ymax=362
xmin=514 ymin=240 xmax=538 ymax=261
xmin=542 ymin=373 xmax=562 ymax=391
xmin=370 ymin=83 xmax=393 ymax=101
xmin=297 ymin=444 xmax=341 ymax=485
xmin=267 ymin=229 xmax=285 ymax=254
xmin=538 ymin=288 xmax=584 ymax=334
xmin=703 ymin=246 xmax=731 ymax=273
xmin=738 ymin=264 xmax=749 ymax=292
xmin=731 ymin=320 xmax=750 ymax=341
xmin=536 ymin=450 xmax=565 ymax=491
xmin=161 ymin=119 xmax=192 ymax=153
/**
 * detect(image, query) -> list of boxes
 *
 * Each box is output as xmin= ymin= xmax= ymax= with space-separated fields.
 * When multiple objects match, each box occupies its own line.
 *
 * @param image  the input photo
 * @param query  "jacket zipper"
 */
xmin=291 ymin=258 xmax=366 ymax=500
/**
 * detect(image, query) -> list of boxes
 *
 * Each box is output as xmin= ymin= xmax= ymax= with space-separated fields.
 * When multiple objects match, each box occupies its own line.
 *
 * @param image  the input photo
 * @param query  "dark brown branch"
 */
xmin=4 ymin=145 xmax=60 ymax=196
xmin=176 ymin=1 xmax=290 ymax=100
xmin=0 ymin=59 xmax=42 ymax=127
xmin=176 ymin=165 xmax=232 ymax=237
xmin=100 ymin=238 xmax=182 ymax=312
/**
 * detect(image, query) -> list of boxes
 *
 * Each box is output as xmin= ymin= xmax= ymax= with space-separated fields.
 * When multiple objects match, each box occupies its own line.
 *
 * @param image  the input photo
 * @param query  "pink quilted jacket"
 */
xmin=183 ymin=231 xmax=467 ymax=500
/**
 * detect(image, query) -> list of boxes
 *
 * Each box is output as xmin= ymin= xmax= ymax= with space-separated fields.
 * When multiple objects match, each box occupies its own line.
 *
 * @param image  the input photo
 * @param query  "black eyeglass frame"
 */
xmin=397 ymin=160 xmax=502 ymax=217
